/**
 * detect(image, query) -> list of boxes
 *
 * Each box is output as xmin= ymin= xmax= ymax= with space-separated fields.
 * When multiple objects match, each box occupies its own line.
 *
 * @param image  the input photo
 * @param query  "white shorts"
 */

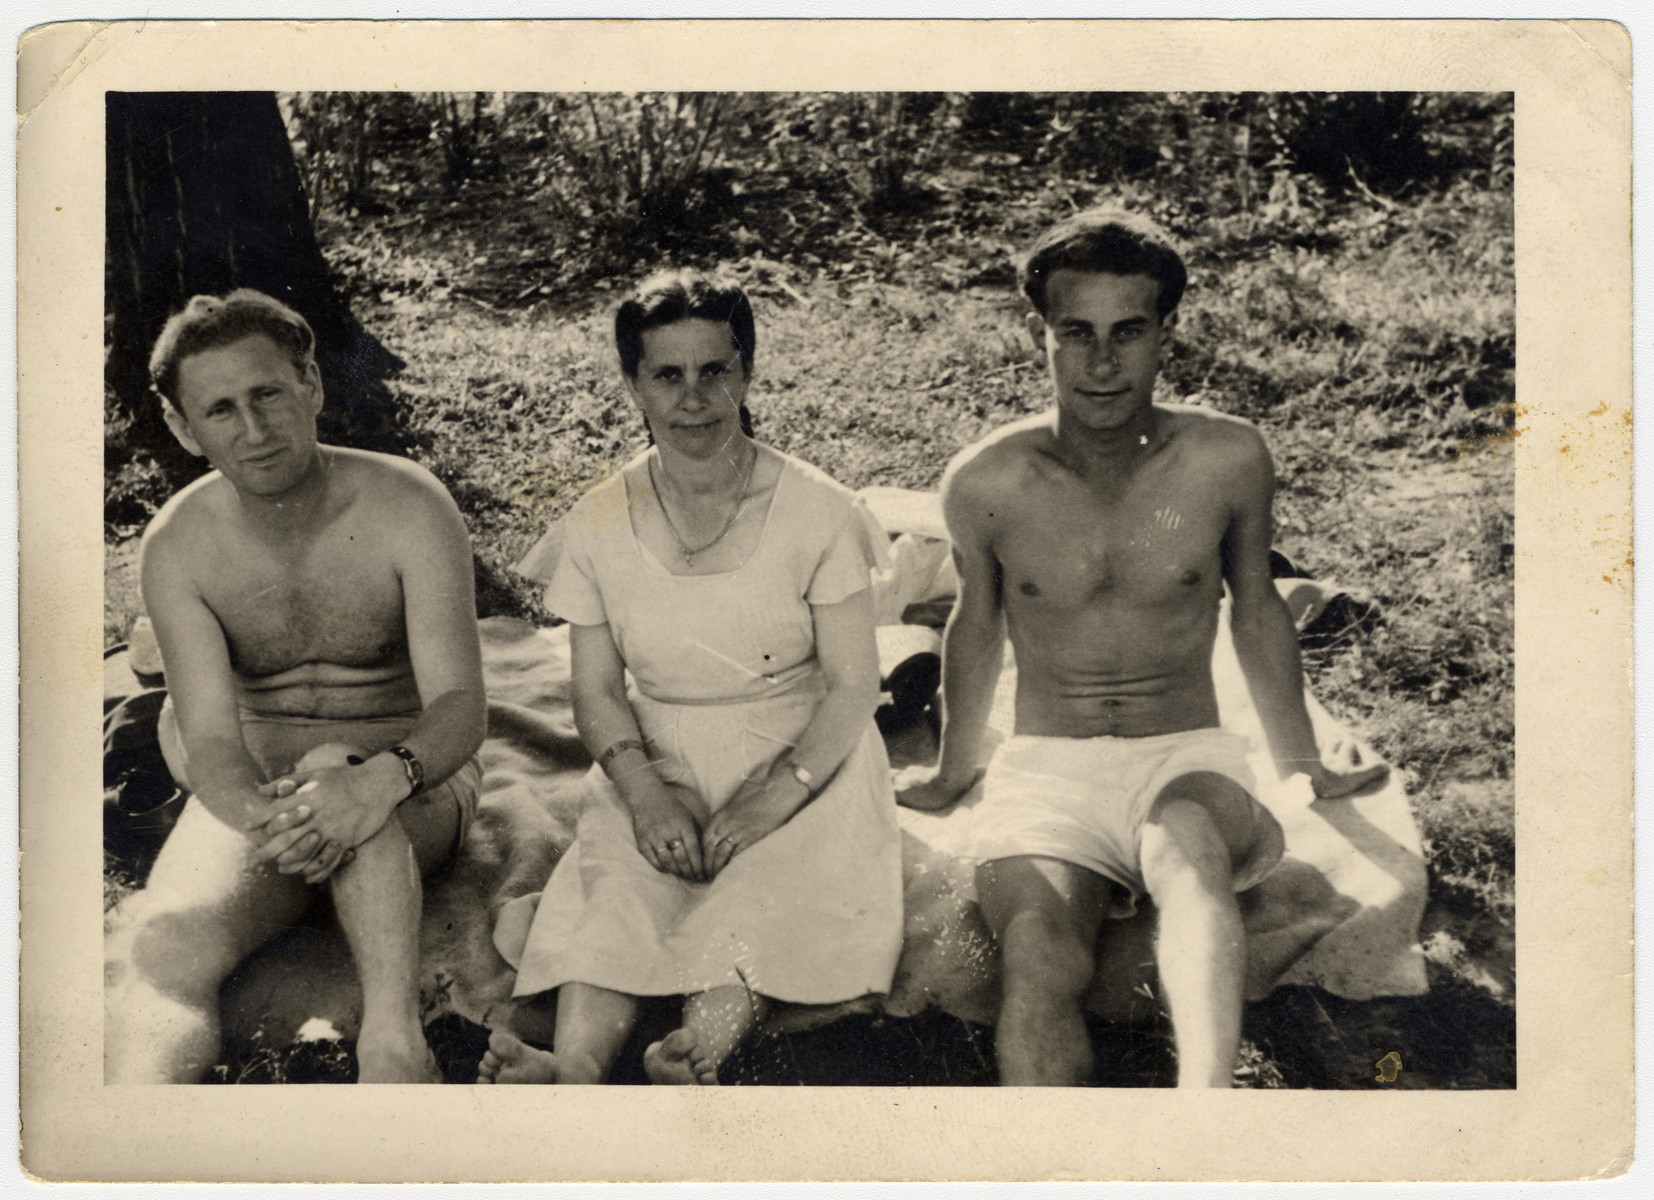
xmin=971 ymin=728 xmax=1282 ymax=918
xmin=157 ymin=697 xmax=481 ymax=860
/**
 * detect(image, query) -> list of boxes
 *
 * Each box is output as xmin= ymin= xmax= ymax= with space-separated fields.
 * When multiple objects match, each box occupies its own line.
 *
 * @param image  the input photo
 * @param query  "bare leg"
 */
xmin=289 ymin=743 xmax=466 ymax=1090
xmin=305 ymin=742 xmax=460 ymax=1084
xmin=644 ymin=985 xmax=771 ymax=1085
xmin=330 ymin=817 xmax=440 ymax=1082
xmin=977 ymin=856 xmax=1114 ymax=1086
xmin=1140 ymin=773 xmax=1261 ymax=1089
xmin=479 ymin=982 xmax=640 ymax=1084
xmin=104 ymin=799 xmax=313 ymax=1083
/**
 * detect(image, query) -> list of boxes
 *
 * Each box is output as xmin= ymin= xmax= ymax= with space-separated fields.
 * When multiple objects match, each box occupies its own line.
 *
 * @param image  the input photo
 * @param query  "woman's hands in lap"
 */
xmin=627 ymin=767 xmax=808 ymax=882
xmin=630 ymin=782 xmax=710 ymax=882
xmin=703 ymin=766 xmax=810 ymax=879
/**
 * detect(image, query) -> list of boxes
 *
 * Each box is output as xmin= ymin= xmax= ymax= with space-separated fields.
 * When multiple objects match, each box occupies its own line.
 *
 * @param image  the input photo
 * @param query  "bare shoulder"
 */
xmin=339 ymin=447 xmax=464 ymax=522
xmin=941 ymin=414 xmax=1053 ymax=503
xmin=1162 ymin=403 xmax=1272 ymax=472
xmin=138 ymin=472 xmax=229 ymax=575
xmin=1164 ymin=402 xmax=1268 ymax=451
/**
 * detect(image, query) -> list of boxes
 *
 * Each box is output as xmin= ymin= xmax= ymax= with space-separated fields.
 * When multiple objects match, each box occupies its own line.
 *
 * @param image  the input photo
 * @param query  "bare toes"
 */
xmin=484 ymin=1029 xmax=559 ymax=1084
xmin=660 ymin=1028 xmax=697 ymax=1059
xmin=644 ymin=1030 xmax=706 ymax=1085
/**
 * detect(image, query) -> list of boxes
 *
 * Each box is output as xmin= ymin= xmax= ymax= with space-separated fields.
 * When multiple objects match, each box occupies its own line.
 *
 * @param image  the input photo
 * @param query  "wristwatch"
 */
xmin=386 ymin=745 xmax=425 ymax=799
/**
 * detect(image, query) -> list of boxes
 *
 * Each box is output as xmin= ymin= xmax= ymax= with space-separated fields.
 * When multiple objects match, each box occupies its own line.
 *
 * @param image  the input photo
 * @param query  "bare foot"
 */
xmin=893 ymin=765 xmax=983 ymax=813
xmin=643 ymin=1028 xmax=720 ymax=1085
xmin=356 ymin=1031 xmax=442 ymax=1083
xmin=1309 ymin=738 xmax=1391 ymax=800
xmin=477 ymin=1029 xmax=562 ymax=1084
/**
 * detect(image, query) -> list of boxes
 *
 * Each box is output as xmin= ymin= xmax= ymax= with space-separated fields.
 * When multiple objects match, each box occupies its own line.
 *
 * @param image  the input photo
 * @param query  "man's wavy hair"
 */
xmin=148 ymin=289 xmax=316 ymax=408
xmin=1019 ymin=207 xmax=1188 ymax=321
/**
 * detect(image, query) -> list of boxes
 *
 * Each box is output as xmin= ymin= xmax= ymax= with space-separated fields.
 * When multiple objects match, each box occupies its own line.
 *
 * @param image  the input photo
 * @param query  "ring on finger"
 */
xmin=666 ymin=838 xmax=684 ymax=849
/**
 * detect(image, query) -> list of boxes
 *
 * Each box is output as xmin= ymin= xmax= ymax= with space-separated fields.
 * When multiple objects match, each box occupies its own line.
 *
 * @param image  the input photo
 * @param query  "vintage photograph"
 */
xmin=19 ymin=17 xmax=1630 ymax=1184
xmin=100 ymin=88 xmax=1514 ymax=1089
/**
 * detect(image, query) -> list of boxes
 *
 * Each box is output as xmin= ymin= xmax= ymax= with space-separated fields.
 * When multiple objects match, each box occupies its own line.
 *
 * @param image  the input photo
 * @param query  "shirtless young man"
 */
xmin=897 ymin=210 xmax=1387 ymax=1087
xmin=104 ymin=290 xmax=487 ymax=1083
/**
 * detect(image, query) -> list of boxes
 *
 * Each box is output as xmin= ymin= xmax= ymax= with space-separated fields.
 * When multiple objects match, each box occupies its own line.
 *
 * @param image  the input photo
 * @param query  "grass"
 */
xmin=103 ymin=97 xmax=1514 ymax=1085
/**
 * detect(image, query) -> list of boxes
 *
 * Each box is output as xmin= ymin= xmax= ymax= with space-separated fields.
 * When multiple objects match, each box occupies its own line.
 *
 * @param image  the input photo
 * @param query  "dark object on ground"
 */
xmin=1298 ymin=590 xmax=1384 ymax=651
xmin=875 ymin=650 xmax=942 ymax=735
xmin=426 ymin=1012 xmax=494 ymax=1084
xmin=1269 ymin=548 xmax=1304 ymax=580
xmin=103 ymin=682 xmax=184 ymax=876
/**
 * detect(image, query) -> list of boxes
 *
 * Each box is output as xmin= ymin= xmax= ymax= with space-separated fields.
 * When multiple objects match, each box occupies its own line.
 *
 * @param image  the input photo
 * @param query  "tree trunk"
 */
xmin=105 ymin=91 xmax=410 ymax=489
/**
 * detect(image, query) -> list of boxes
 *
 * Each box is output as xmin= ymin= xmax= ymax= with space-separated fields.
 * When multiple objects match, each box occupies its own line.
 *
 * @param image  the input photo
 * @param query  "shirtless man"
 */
xmin=104 ymin=290 xmax=487 ymax=1083
xmin=897 ymin=210 xmax=1387 ymax=1087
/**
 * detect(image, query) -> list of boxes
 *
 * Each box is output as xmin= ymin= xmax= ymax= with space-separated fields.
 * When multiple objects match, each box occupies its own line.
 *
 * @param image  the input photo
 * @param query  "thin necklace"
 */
xmin=647 ymin=445 xmax=754 ymax=566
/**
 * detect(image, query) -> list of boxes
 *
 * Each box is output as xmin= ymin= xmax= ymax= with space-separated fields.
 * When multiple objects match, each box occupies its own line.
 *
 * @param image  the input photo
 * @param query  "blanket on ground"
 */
xmin=103 ymin=491 xmax=1426 ymax=1059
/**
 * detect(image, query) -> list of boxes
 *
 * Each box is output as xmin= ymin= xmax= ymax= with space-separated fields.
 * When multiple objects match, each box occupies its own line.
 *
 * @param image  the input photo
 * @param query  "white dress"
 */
xmin=494 ymin=450 xmax=904 ymax=1005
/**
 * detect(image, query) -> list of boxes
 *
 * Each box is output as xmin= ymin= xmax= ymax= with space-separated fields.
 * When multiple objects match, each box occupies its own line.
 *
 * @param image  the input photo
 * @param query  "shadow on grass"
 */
xmin=206 ymin=960 xmax=1511 ymax=1088
xmin=1247 ymin=964 xmax=1514 ymax=1090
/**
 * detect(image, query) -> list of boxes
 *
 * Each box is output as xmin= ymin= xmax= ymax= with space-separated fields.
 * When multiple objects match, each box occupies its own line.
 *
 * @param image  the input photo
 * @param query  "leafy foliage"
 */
xmin=535 ymin=93 xmax=733 ymax=241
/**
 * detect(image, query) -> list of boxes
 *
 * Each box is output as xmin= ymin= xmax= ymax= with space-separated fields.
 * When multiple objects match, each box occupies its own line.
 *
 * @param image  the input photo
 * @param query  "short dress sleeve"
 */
xmin=541 ymin=512 xmax=608 ymax=626
xmin=805 ymin=499 xmax=884 ymax=606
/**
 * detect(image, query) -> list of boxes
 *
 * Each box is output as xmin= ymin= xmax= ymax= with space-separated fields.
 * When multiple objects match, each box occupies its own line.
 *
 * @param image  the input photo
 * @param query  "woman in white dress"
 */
xmin=481 ymin=271 xmax=903 ymax=1084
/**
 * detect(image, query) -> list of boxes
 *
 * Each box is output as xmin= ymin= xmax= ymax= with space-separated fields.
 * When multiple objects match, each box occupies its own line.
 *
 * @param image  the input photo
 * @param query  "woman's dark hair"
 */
xmin=1019 ymin=207 xmax=1188 ymax=320
xmin=615 ymin=270 xmax=756 ymax=437
xmin=616 ymin=270 xmax=756 ymax=377
xmin=149 ymin=289 xmax=316 ymax=408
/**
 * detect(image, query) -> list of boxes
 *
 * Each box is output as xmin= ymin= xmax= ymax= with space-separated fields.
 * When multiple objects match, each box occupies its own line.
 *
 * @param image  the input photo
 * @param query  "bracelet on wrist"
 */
xmin=597 ymin=738 xmax=646 ymax=772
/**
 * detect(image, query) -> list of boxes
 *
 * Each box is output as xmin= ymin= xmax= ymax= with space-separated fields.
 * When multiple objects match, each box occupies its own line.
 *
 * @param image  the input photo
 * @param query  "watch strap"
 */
xmin=387 ymin=744 xmax=424 ymax=799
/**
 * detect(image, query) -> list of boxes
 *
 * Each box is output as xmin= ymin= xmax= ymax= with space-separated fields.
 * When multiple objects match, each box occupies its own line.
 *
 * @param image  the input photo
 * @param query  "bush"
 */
xmin=1261 ymin=92 xmax=1513 ymax=198
xmin=535 ymin=93 xmax=739 ymax=249
xmin=756 ymin=93 xmax=961 ymax=215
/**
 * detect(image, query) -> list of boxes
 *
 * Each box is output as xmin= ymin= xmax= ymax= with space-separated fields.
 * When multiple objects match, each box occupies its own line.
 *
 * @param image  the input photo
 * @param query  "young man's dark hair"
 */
xmin=1019 ymin=207 xmax=1189 ymax=320
xmin=147 ymin=289 xmax=317 ymax=407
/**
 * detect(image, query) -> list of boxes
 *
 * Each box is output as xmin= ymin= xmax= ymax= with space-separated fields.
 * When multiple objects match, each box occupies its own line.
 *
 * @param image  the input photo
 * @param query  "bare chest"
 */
xmin=996 ymin=472 xmax=1229 ymax=611
xmin=198 ymin=533 xmax=407 ymax=679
